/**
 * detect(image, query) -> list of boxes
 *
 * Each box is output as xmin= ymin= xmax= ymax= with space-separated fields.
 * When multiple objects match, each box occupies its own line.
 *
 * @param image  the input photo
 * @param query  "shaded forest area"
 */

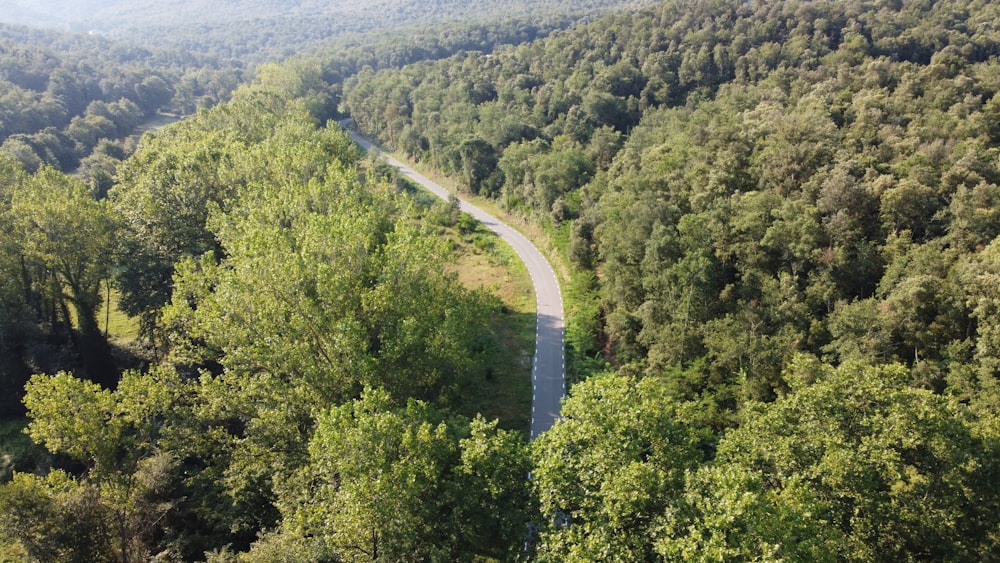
xmin=2 ymin=0 xmax=1000 ymax=560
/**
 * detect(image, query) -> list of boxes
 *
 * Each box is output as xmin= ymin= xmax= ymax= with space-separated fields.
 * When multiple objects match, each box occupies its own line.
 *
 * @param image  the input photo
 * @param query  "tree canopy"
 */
xmin=344 ymin=0 xmax=1000 ymax=422
xmin=5 ymin=0 xmax=1000 ymax=559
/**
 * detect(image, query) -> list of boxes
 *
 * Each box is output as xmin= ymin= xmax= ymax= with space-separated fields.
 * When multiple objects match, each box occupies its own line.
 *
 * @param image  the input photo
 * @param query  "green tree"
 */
xmin=15 ymin=369 xmax=189 ymax=562
xmin=0 ymin=157 xmax=33 ymax=415
xmin=252 ymin=59 xmax=339 ymax=121
xmin=529 ymin=141 xmax=593 ymax=216
xmin=657 ymin=464 xmax=843 ymax=562
xmin=458 ymin=137 xmax=500 ymax=196
xmin=264 ymin=389 xmax=532 ymax=562
xmin=666 ymin=355 xmax=1000 ymax=561
xmin=452 ymin=416 xmax=537 ymax=560
xmin=133 ymin=76 xmax=174 ymax=115
xmin=0 ymin=136 xmax=43 ymax=172
xmin=0 ymin=470 xmax=116 ymax=562
xmin=111 ymin=88 xmax=359 ymax=342
xmin=111 ymin=125 xmax=239 ymax=340
xmin=961 ymin=237 xmax=1000 ymax=375
xmin=161 ymin=158 xmax=496 ymax=407
xmin=10 ymin=167 xmax=116 ymax=382
xmin=531 ymin=372 xmax=704 ymax=561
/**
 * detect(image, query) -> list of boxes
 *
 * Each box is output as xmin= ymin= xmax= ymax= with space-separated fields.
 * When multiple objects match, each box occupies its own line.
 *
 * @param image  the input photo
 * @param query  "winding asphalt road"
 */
xmin=343 ymin=125 xmax=565 ymax=439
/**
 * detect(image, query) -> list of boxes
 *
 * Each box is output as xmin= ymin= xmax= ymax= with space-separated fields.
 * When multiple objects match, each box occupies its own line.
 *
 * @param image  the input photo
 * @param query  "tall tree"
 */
xmin=661 ymin=356 xmax=1000 ymax=561
xmin=531 ymin=372 xmax=705 ymax=561
xmin=10 ymin=166 xmax=116 ymax=383
xmin=7 ymin=369 xmax=189 ymax=562
xmin=257 ymin=388 xmax=533 ymax=562
xmin=160 ymin=157 xmax=496 ymax=407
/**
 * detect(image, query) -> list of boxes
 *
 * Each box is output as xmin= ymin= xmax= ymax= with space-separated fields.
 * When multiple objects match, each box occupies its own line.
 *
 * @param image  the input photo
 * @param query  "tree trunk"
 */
xmin=72 ymin=287 xmax=117 ymax=388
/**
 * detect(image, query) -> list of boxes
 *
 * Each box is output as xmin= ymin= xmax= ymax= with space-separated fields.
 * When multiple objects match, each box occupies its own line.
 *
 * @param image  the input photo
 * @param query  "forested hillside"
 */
xmin=343 ymin=0 xmax=1000 ymax=557
xmin=1 ymin=0 xmax=658 ymax=64
xmin=2 ymin=0 xmax=1000 ymax=560
xmin=345 ymin=0 xmax=1000 ymax=407
xmin=1 ymin=71 xmax=534 ymax=560
xmin=0 ymin=23 xmax=242 ymax=179
xmin=0 ymin=0 xmax=652 ymax=175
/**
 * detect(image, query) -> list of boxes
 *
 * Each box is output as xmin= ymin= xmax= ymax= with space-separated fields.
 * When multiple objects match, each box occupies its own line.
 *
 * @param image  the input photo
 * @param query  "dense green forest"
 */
xmin=342 ymin=0 xmax=1000 ymax=557
xmin=2 ymin=0 xmax=657 ymax=65
xmin=343 ymin=0 xmax=1000 ymax=408
xmin=0 ymin=0 xmax=650 ymax=176
xmin=1 ymin=73 xmax=532 ymax=560
xmin=0 ymin=23 xmax=243 ymax=183
xmin=3 ymin=0 xmax=1000 ymax=560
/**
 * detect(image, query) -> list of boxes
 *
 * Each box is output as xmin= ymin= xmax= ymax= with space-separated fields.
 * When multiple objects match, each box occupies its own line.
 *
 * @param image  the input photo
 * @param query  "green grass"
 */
xmin=448 ymin=225 xmax=536 ymax=433
xmin=394 ymin=154 xmax=572 ymax=284
xmin=96 ymin=287 xmax=140 ymax=341
xmin=367 ymin=144 xmax=567 ymax=433
xmin=66 ymin=286 xmax=140 ymax=341
xmin=133 ymin=112 xmax=182 ymax=136
xmin=382 ymin=158 xmax=537 ymax=432
xmin=378 ymin=143 xmax=607 ymax=396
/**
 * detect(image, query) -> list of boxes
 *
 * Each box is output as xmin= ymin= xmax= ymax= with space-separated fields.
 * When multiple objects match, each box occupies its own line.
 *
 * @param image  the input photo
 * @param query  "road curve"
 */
xmin=343 ymin=126 xmax=565 ymax=439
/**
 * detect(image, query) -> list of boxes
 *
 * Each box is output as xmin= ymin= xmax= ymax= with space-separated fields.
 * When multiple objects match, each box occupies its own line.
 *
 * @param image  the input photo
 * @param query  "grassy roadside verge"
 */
xmin=366 ymin=142 xmax=608 ymax=391
xmin=372 ymin=149 xmax=537 ymax=433
xmin=448 ymin=226 xmax=535 ymax=433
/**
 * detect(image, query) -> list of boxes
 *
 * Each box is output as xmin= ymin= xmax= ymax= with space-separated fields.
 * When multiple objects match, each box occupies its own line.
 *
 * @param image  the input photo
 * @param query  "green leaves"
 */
xmin=110 ymin=88 xmax=360 ymax=334
xmin=23 ymin=372 xmax=113 ymax=466
xmin=657 ymin=465 xmax=842 ymax=563
xmin=265 ymin=390 xmax=532 ymax=562
xmin=531 ymin=373 xmax=704 ymax=561
xmin=0 ymin=470 xmax=116 ymax=562
xmin=304 ymin=390 xmax=457 ymax=561
xmin=530 ymin=357 xmax=1000 ymax=561
xmin=5 ymin=165 xmax=116 ymax=381
xmin=14 ymin=369 xmax=194 ymax=561
xmin=674 ymin=356 xmax=1000 ymax=561
xmin=157 ymin=137 xmax=497 ymax=407
xmin=23 ymin=369 xmax=184 ymax=480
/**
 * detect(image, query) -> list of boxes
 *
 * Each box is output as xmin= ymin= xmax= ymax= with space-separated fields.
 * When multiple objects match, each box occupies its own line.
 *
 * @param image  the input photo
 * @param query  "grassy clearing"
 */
xmin=448 ymin=227 xmax=535 ymax=433
xmin=378 ymin=150 xmax=537 ymax=433
xmin=450 ymin=231 xmax=535 ymax=316
xmin=96 ymin=287 xmax=141 ymax=342
xmin=133 ymin=112 xmax=182 ymax=136
xmin=66 ymin=285 xmax=140 ymax=342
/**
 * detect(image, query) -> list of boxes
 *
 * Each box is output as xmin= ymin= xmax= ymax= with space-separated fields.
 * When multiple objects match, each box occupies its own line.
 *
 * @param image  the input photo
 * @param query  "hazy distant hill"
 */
xmin=2 ymin=0 xmax=393 ymax=30
xmin=0 ymin=0 xmax=657 ymax=58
